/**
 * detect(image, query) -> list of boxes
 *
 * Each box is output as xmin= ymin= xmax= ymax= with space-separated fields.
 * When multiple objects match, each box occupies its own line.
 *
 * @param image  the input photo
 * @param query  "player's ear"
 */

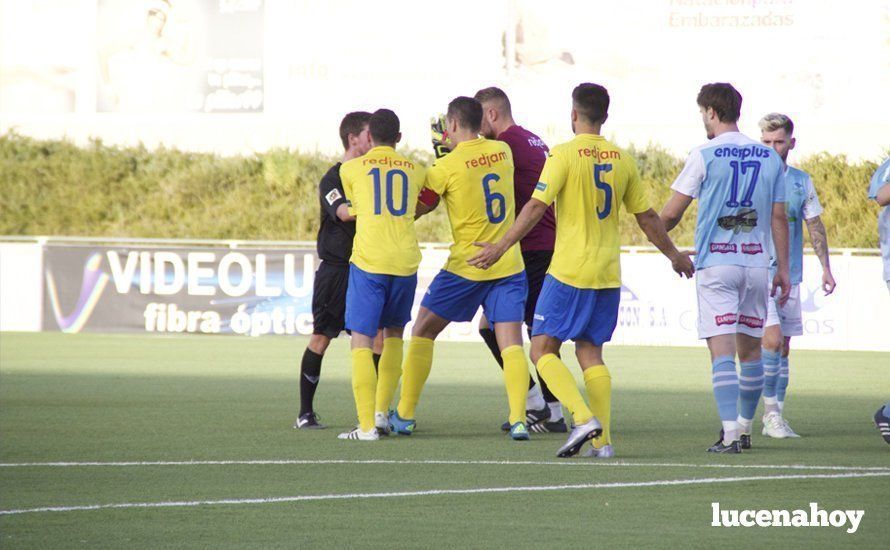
xmin=571 ymin=108 xmax=578 ymax=123
xmin=395 ymin=132 xmax=402 ymax=145
xmin=789 ymin=136 xmax=796 ymax=151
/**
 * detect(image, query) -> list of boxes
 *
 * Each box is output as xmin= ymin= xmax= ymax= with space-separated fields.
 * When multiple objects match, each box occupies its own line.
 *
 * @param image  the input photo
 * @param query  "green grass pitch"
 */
xmin=1 ymin=332 xmax=888 ymax=548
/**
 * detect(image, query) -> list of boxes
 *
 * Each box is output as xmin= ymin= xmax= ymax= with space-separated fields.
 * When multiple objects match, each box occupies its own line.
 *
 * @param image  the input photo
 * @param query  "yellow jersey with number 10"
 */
xmin=426 ymin=138 xmax=524 ymax=281
xmin=340 ymin=146 xmax=425 ymax=276
xmin=532 ymin=134 xmax=649 ymax=289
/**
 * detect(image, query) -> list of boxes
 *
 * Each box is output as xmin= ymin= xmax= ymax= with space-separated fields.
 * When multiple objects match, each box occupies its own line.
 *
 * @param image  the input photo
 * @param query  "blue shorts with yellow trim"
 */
xmin=421 ymin=270 xmax=527 ymax=324
xmin=345 ymin=264 xmax=417 ymax=337
xmin=531 ymin=275 xmax=620 ymax=345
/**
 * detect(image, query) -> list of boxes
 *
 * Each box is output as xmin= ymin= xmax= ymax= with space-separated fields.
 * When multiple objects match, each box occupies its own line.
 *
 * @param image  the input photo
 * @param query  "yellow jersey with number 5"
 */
xmin=340 ymin=146 xmax=425 ymax=276
xmin=532 ymin=134 xmax=649 ymax=289
xmin=426 ymin=138 xmax=524 ymax=281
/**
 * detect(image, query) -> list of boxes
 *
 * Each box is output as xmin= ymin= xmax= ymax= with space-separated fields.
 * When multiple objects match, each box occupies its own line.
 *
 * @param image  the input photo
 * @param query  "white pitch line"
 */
xmin=0 ymin=459 xmax=888 ymax=472
xmin=1 ymin=471 xmax=888 ymax=516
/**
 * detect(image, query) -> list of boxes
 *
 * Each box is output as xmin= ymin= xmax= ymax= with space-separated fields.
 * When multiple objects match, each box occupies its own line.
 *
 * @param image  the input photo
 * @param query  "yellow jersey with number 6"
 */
xmin=426 ymin=138 xmax=524 ymax=281
xmin=340 ymin=146 xmax=425 ymax=276
xmin=532 ymin=134 xmax=649 ymax=289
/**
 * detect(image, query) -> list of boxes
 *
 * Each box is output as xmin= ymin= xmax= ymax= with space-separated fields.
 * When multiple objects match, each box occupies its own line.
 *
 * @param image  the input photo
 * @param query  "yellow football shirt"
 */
xmin=340 ymin=146 xmax=424 ymax=276
xmin=532 ymin=134 xmax=649 ymax=289
xmin=426 ymin=137 xmax=524 ymax=281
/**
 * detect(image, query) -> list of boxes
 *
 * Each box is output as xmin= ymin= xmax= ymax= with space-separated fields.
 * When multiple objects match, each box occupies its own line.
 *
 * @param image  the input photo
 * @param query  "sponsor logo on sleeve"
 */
xmin=325 ymin=188 xmax=343 ymax=206
xmin=535 ymin=182 xmax=547 ymax=191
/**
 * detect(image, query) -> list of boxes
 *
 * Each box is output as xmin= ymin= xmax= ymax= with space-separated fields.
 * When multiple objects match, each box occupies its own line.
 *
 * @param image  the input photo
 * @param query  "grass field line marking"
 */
xmin=1 ymin=459 xmax=888 ymax=472
xmin=1 ymin=471 xmax=888 ymax=516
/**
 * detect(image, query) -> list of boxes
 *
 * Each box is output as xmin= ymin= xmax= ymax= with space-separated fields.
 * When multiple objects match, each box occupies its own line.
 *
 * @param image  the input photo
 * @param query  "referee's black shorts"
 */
xmin=522 ymin=249 xmax=553 ymax=331
xmin=311 ymin=261 xmax=349 ymax=338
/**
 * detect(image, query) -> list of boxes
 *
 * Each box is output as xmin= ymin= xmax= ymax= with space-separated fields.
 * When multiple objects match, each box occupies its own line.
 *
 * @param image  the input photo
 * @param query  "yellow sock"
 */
xmin=396 ymin=337 xmax=434 ymax=420
xmin=536 ymin=353 xmax=592 ymax=425
xmin=501 ymin=345 xmax=530 ymax=425
xmin=583 ymin=365 xmax=612 ymax=446
xmin=351 ymin=348 xmax=377 ymax=432
xmin=375 ymin=337 xmax=403 ymax=414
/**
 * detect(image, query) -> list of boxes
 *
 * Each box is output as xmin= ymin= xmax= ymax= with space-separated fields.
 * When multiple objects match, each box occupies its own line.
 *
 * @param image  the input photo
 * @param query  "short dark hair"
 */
xmin=697 ymin=83 xmax=742 ymax=123
xmin=369 ymin=109 xmax=400 ymax=145
xmin=473 ymin=86 xmax=512 ymax=116
xmin=446 ymin=96 xmax=483 ymax=133
xmin=572 ymin=83 xmax=609 ymax=124
xmin=338 ymin=111 xmax=371 ymax=150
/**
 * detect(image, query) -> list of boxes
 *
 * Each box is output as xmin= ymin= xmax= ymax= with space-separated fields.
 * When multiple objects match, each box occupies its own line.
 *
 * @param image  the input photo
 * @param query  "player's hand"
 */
xmin=431 ymin=114 xmax=451 ymax=159
xmin=822 ymin=269 xmax=836 ymax=295
xmin=671 ymin=250 xmax=695 ymax=279
xmin=468 ymin=241 xmax=506 ymax=270
xmin=771 ymin=269 xmax=791 ymax=306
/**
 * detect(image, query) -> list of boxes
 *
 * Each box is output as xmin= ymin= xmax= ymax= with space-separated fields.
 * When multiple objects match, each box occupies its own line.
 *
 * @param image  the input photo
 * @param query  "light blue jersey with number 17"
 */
xmin=671 ymin=132 xmax=785 ymax=270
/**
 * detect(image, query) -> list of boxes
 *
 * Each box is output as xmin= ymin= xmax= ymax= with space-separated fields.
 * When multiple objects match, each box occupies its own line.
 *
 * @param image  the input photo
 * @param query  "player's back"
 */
xmin=340 ymin=146 xmax=424 ymax=276
xmin=691 ymin=132 xmax=785 ymax=270
xmin=427 ymin=137 xmax=523 ymax=281
xmin=535 ymin=134 xmax=648 ymax=289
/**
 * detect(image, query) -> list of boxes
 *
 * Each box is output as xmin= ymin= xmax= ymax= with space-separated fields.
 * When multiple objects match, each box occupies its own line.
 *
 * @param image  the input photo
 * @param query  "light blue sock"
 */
xmin=712 ymin=356 xmax=739 ymax=422
xmin=776 ymin=356 xmax=790 ymax=408
xmin=761 ymin=348 xmax=781 ymax=399
xmin=738 ymin=360 xmax=764 ymax=421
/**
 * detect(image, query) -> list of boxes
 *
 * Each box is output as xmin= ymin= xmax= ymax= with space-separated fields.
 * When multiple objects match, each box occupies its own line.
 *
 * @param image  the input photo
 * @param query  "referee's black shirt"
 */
xmin=316 ymin=162 xmax=355 ymax=265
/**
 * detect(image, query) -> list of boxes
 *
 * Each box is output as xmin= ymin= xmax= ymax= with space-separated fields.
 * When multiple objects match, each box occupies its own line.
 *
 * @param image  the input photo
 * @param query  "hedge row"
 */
xmin=1 ymin=132 xmax=884 ymax=248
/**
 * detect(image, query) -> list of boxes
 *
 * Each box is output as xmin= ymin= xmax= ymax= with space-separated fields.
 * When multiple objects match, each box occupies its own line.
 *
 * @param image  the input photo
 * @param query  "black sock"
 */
xmin=479 ymin=328 xmax=504 ymax=368
xmin=299 ymin=348 xmax=323 ymax=416
xmin=373 ymin=353 xmax=381 ymax=374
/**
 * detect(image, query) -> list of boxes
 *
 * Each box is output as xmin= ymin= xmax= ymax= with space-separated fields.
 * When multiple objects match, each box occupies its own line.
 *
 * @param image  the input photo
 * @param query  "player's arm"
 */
xmin=336 ymin=204 xmax=355 ymax=222
xmin=661 ymin=150 xmax=704 ymax=231
xmin=467 ymin=198 xmax=549 ymax=269
xmin=415 ymin=188 xmax=440 ymax=219
xmin=321 ymin=172 xmax=355 ymax=222
xmin=635 ymin=209 xmax=694 ymax=278
xmin=771 ymin=201 xmax=791 ymax=305
xmin=660 ymin=191 xmax=694 ymax=232
xmin=876 ymin=183 xmax=890 ymax=206
xmin=805 ymin=215 xmax=835 ymax=295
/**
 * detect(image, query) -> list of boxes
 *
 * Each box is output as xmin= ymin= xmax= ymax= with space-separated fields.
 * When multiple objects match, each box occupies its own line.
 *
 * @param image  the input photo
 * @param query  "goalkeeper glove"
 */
xmin=431 ymin=114 xmax=452 ymax=159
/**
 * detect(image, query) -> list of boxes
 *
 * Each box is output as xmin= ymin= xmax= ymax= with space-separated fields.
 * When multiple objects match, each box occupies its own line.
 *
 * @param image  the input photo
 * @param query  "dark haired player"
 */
xmin=390 ymin=96 xmax=533 ymax=441
xmin=294 ymin=111 xmax=380 ymax=429
xmin=470 ymin=83 xmax=693 ymax=458
xmin=660 ymin=83 xmax=789 ymax=453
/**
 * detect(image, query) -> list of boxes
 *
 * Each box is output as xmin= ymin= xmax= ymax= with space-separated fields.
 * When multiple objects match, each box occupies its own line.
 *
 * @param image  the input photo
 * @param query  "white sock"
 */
xmin=777 ymin=400 xmax=785 ymax=413
xmin=736 ymin=416 xmax=752 ymax=435
xmin=526 ymin=383 xmax=546 ymax=410
xmin=763 ymin=396 xmax=780 ymax=415
xmin=722 ymin=420 xmax=739 ymax=444
xmin=548 ymin=401 xmax=564 ymax=422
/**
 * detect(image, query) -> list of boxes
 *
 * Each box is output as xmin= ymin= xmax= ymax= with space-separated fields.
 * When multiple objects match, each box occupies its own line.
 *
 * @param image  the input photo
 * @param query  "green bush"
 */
xmin=0 ymin=131 xmax=884 ymax=247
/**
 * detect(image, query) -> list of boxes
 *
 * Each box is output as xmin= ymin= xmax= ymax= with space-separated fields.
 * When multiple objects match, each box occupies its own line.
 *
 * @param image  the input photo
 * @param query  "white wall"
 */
xmin=0 ymin=243 xmax=43 ymax=332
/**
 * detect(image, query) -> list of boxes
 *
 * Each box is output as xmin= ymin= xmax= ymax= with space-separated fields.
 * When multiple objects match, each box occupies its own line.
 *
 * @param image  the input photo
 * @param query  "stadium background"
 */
xmin=1 ymin=1 xmax=889 ymax=547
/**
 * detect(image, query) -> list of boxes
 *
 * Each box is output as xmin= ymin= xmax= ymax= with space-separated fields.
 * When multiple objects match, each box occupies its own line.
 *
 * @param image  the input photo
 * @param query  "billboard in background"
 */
xmin=96 ymin=0 xmax=263 ymax=113
xmin=36 ymin=243 xmax=890 ymax=351
xmin=43 ymin=245 xmax=312 ymax=336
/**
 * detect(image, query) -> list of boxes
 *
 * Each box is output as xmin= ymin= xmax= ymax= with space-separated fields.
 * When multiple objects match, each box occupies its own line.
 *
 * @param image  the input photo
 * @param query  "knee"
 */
xmin=308 ymin=334 xmax=331 ymax=355
xmin=410 ymin=313 xmax=439 ymax=341
xmin=761 ymin=334 xmax=782 ymax=353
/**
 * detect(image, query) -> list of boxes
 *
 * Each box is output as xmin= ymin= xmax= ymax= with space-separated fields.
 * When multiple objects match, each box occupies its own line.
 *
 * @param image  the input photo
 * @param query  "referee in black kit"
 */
xmin=294 ymin=111 xmax=382 ymax=429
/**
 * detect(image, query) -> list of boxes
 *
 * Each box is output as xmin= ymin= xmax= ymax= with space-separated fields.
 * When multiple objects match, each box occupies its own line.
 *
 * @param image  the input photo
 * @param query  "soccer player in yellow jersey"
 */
xmin=470 ymin=84 xmax=695 ymax=457
xmin=337 ymin=109 xmax=426 ymax=441
xmin=389 ymin=96 xmax=533 ymax=441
